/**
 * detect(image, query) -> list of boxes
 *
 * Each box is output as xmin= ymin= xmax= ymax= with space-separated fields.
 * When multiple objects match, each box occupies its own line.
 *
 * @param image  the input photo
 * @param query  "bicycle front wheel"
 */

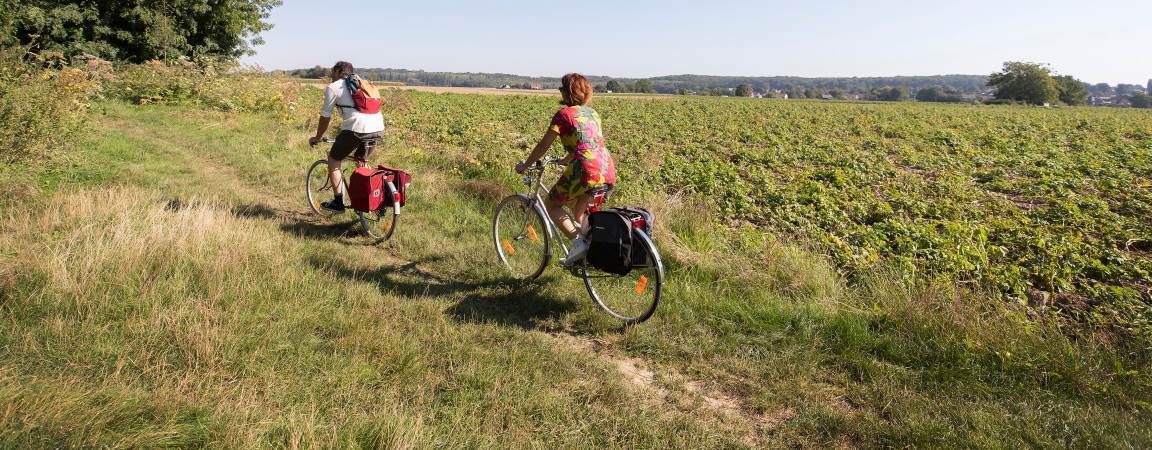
xmin=493 ymin=195 xmax=551 ymax=281
xmin=582 ymin=230 xmax=664 ymax=325
xmin=306 ymin=160 xmax=342 ymax=218
xmin=359 ymin=197 xmax=400 ymax=242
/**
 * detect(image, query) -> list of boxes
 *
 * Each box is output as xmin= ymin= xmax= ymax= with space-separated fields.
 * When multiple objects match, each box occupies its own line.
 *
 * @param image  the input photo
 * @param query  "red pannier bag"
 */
xmin=377 ymin=164 xmax=412 ymax=207
xmin=348 ymin=167 xmax=391 ymax=212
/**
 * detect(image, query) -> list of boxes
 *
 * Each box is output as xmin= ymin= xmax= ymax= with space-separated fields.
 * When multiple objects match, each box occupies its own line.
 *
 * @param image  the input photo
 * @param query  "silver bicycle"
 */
xmin=492 ymin=157 xmax=665 ymax=325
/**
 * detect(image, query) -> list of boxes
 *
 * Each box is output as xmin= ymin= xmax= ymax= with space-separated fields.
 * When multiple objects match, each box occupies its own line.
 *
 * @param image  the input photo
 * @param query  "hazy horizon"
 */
xmin=243 ymin=0 xmax=1152 ymax=87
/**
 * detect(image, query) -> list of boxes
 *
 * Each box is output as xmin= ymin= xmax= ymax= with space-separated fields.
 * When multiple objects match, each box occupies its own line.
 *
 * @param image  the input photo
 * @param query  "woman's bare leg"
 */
xmin=547 ymin=193 xmax=593 ymax=240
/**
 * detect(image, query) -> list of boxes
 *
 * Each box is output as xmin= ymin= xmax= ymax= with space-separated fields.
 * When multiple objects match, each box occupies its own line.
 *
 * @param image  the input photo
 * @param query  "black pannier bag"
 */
xmin=585 ymin=207 xmax=654 ymax=275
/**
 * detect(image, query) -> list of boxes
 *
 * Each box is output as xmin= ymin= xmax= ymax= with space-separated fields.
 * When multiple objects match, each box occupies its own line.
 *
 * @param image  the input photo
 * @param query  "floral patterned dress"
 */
xmin=547 ymin=106 xmax=617 ymax=203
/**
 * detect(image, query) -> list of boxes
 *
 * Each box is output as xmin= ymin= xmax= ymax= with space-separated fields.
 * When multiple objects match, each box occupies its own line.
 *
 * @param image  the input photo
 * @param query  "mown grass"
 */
xmin=0 ymin=101 xmax=1148 ymax=448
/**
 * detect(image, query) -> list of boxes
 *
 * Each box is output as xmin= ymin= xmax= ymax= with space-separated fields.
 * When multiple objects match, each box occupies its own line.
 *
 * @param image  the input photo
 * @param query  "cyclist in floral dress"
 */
xmin=516 ymin=73 xmax=617 ymax=264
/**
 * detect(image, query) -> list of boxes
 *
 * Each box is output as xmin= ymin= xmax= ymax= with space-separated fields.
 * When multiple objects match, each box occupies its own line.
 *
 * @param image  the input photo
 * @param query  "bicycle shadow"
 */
xmin=307 ymin=254 xmax=579 ymax=330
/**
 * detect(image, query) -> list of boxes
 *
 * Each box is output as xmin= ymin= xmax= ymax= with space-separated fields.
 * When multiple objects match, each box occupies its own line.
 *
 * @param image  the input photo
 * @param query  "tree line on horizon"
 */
xmin=285 ymin=66 xmax=1149 ymax=107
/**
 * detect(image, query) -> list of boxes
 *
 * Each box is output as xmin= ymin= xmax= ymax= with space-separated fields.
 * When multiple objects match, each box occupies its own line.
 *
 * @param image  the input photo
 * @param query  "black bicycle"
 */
xmin=305 ymin=137 xmax=399 ymax=242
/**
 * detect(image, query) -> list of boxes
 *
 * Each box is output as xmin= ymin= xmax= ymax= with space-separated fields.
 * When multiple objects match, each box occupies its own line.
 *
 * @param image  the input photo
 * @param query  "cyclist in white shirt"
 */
xmin=308 ymin=61 xmax=386 ymax=212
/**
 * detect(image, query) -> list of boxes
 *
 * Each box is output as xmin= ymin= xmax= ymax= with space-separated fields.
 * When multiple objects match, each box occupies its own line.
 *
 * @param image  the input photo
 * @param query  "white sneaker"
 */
xmin=560 ymin=237 xmax=589 ymax=265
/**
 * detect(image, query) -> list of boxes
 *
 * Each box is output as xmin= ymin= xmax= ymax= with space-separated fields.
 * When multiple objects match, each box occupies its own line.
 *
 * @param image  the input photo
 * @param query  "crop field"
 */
xmin=385 ymin=93 xmax=1152 ymax=329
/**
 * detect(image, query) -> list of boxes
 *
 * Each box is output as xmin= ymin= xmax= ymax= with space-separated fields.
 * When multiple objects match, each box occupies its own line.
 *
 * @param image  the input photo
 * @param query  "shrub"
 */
xmin=0 ymin=47 xmax=98 ymax=164
xmin=105 ymin=59 xmax=310 ymax=124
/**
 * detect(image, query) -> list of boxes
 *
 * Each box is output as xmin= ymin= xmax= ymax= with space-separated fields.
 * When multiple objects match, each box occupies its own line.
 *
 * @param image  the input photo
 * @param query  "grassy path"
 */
xmin=1 ymin=103 xmax=1148 ymax=448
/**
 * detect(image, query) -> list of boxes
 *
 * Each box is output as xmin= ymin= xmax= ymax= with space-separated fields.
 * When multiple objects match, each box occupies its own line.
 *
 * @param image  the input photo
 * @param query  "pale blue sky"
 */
xmin=244 ymin=0 xmax=1152 ymax=85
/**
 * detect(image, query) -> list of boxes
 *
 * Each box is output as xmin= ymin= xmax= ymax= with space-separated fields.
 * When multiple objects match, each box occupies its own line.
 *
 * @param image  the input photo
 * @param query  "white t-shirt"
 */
xmin=320 ymin=79 xmax=386 ymax=133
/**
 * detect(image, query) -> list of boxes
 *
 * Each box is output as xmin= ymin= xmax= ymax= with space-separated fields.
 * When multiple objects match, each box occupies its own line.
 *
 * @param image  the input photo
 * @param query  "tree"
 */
xmin=606 ymin=80 xmax=623 ymax=93
xmin=788 ymin=87 xmax=806 ymax=99
xmin=1116 ymin=84 xmax=1144 ymax=96
xmin=1090 ymin=83 xmax=1114 ymax=96
xmin=988 ymin=62 xmax=1058 ymax=105
xmin=1148 ymin=79 xmax=1152 ymax=97
xmin=828 ymin=88 xmax=846 ymax=99
xmin=633 ymin=80 xmax=655 ymax=94
xmin=916 ymin=86 xmax=964 ymax=103
xmin=1131 ymin=93 xmax=1152 ymax=109
xmin=734 ymin=84 xmax=753 ymax=97
xmin=1054 ymin=75 xmax=1088 ymax=106
xmin=870 ymin=86 xmax=909 ymax=101
xmin=8 ymin=0 xmax=281 ymax=63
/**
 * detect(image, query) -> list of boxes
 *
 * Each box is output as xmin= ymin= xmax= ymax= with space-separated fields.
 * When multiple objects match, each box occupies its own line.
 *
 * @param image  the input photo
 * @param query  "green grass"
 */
xmin=0 ymin=101 xmax=1148 ymax=448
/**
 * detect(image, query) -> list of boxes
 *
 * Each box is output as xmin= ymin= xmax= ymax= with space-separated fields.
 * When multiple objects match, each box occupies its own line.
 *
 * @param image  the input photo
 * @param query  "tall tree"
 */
xmin=8 ymin=0 xmax=281 ymax=63
xmin=633 ymin=80 xmax=654 ymax=93
xmin=988 ymin=62 xmax=1058 ymax=105
xmin=1054 ymin=75 xmax=1088 ymax=106
xmin=606 ymin=80 xmax=623 ymax=93
xmin=734 ymin=84 xmax=753 ymax=97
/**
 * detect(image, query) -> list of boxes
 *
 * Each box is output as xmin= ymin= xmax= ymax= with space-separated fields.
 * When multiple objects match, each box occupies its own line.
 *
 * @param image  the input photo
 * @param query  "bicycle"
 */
xmin=492 ymin=157 xmax=665 ymax=325
xmin=305 ymin=137 xmax=400 ymax=242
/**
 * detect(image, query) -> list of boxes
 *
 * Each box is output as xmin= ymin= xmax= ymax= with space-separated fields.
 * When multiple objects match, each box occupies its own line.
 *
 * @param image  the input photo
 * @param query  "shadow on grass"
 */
xmin=166 ymin=198 xmax=313 ymax=223
xmin=230 ymin=203 xmax=283 ymax=220
xmin=280 ymin=218 xmax=361 ymax=240
xmin=308 ymin=254 xmax=579 ymax=330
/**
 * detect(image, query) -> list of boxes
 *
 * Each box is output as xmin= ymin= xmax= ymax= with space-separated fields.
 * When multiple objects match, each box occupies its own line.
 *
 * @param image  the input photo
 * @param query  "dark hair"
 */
xmin=331 ymin=61 xmax=354 ymax=80
xmin=560 ymin=73 xmax=592 ymax=106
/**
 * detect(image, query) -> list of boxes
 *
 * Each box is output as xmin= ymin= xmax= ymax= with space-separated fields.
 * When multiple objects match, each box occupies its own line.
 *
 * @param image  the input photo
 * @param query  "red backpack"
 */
xmin=339 ymin=74 xmax=382 ymax=114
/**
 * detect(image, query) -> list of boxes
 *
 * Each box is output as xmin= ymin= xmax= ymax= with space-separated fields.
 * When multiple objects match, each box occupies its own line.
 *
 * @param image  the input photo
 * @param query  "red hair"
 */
xmin=560 ymin=73 xmax=593 ymax=106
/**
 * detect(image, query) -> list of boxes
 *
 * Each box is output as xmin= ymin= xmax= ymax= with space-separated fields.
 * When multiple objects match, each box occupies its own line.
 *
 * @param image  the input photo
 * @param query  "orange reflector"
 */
xmin=527 ymin=225 xmax=540 ymax=243
xmin=634 ymin=276 xmax=649 ymax=295
xmin=502 ymin=239 xmax=516 ymax=255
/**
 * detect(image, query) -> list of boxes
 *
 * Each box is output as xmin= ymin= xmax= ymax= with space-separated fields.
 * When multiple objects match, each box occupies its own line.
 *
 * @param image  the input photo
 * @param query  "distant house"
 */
xmin=528 ymin=83 xmax=544 ymax=90
xmin=498 ymin=84 xmax=512 ymax=89
xmin=820 ymin=94 xmax=834 ymax=100
xmin=1089 ymin=96 xmax=1133 ymax=107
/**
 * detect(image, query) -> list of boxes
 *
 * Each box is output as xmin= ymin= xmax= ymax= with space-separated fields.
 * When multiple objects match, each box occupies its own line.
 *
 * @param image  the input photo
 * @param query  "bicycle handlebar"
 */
xmin=309 ymin=136 xmax=335 ymax=147
xmin=518 ymin=156 xmax=565 ymax=171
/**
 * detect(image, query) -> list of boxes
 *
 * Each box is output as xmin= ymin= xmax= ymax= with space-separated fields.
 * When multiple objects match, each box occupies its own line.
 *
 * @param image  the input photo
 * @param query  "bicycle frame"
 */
xmin=516 ymin=157 xmax=608 ymax=265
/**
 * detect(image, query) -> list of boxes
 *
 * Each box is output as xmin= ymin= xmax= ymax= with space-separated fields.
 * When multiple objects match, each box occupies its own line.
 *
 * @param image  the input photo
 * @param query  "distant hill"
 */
xmin=280 ymin=66 xmax=989 ymax=96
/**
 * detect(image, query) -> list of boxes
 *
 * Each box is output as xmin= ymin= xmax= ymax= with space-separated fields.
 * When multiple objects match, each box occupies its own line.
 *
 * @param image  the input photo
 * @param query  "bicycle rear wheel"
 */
xmin=359 ymin=186 xmax=400 ymax=242
xmin=493 ymin=195 xmax=551 ymax=281
xmin=306 ymin=160 xmax=346 ymax=218
xmin=582 ymin=230 xmax=664 ymax=325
